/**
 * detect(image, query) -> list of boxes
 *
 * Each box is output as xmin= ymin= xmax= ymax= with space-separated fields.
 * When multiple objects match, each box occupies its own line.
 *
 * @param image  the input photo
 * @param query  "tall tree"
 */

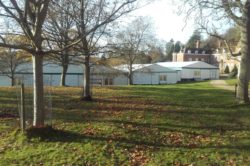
xmin=72 ymin=0 xmax=142 ymax=100
xmin=45 ymin=0 xmax=76 ymax=86
xmin=179 ymin=0 xmax=250 ymax=103
xmin=185 ymin=30 xmax=202 ymax=48
xmin=174 ymin=41 xmax=182 ymax=53
xmin=165 ymin=40 xmax=182 ymax=61
xmin=147 ymin=44 xmax=164 ymax=63
xmin=111 ymin=17 xmax=152 ymax=85
xmin=0 ymin=0 xmax=50 ymax=127
xmin=165 ymin=39 xmax=175 ymax=61
xmin=224 ymin=26 xmax=241 ymax=43
xmin=201 ymin=36 xmax=220 ymax=50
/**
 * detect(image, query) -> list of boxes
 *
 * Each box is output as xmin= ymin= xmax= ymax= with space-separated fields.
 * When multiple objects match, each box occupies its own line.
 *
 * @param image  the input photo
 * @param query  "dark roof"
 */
xmin=184 ymin=48 xmax=213 ymax=54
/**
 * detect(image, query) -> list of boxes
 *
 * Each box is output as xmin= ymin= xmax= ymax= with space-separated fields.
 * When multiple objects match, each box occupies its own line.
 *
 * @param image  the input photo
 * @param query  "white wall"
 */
xmin=0 ymin=74 xmax=84 ymax=87
xmin=91 ymin=74 xmax=128 ymax=86
xmin=65 ymin=75 xmax=83 ymax=86
xmin=133 ymin=72 xmax=178 ymax=85
xmin=166 ymin=73 xmax=179 ymax=84
xmin=0 ymin=75 xmax=11 ymax=86
xmin=181 ymin=69 xmax=194 ymax=79
xmin=210 ymin=69 xmax=219 ymax=79
xmin=181 ymin=68 xmax=219 ymax=80
xmin=113 ymin=75 xmax=128 ymax=85
xmin=176 ymin=71 xmax=181 ymax=82
xmin=133 ymin=73 xmax=152 ymax=84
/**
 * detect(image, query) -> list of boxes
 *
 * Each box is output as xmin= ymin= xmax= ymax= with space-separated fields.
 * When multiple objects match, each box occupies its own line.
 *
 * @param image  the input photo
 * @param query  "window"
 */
xmin=104 ymin=78 xmax=113 ymax=85
xmin=159 ymin=75 xmax=167 ymax=81
xmin=194 ymin=71 xmax=201 ymax=77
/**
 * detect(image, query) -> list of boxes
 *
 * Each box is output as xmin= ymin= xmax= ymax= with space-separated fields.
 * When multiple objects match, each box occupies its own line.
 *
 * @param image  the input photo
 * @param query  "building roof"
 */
xmin=115 ymin=64 xmax=178 ymax=72
xmin=91 ymin=65 xmax=125 ymax=74
xmin=115 ymin=64 xmax=152 ymax=72
xmin=157 ymin=61 xmax=219 ymax=69
xmin=184 ymin=48 xmax=213 ymax=54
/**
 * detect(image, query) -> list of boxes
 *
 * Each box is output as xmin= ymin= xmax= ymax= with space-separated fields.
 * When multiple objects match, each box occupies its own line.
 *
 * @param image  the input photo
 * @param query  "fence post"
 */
xmin=20 ymin=83 xmax=25 ymax=132
xmin=235 ymin=83 xmax=238 ymax=98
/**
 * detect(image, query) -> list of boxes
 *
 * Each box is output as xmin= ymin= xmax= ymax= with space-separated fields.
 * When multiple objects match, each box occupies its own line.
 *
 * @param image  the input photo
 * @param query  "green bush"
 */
xmin=224 ymin=65 xmax=230 ymax=74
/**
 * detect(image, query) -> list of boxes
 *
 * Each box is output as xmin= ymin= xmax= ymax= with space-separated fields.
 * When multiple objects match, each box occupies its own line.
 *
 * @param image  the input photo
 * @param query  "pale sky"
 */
xmin=131 ymin=0 xmax=195 ymax=44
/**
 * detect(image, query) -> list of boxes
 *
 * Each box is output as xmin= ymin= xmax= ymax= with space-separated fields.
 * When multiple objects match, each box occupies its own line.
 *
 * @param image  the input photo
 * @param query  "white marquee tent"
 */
xmin=157 ymin=61 xmax=219 ymax=81
xmin=116 ymin=64 xmax=179 ymax=85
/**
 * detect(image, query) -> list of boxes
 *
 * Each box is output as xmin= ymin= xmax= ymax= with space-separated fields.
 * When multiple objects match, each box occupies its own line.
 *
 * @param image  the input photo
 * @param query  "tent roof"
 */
xmin=157 ymin=61 xmax=219 ymax=69
xmin=115 ymin=64 xmax=151 ymax=72
xmin=134 ymin=64 xmax=178 ymax=72
xmin=115 ymin=64 xmax=178 ymax=72
xmin=91 ymin=65 xmax=125 ymax=74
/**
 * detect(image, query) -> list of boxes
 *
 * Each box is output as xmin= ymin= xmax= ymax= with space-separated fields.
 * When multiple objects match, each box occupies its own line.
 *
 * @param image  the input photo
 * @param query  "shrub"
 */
xmin=224 ymin=65 xmax=230 ymax=74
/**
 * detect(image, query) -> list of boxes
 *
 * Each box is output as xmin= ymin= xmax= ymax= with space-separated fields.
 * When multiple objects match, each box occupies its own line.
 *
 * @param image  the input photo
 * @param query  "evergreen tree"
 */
xmin=186 ymin=30 xmax=201 ymax=48
xmin=224 ymin=65 xmax=230 ymax=74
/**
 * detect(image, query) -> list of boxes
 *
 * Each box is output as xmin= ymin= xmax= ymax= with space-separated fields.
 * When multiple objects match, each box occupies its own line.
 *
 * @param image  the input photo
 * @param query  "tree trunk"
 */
xmin=60 ymin=64 xmax=68 ymax=86
xmin=128 ymin=64 xmax=133 ymax=85
xmin=236 ymin=11 xmax=250 ymax=102
xmin=128 ymin=72 xmax=133 ymax=85
xmin=82 ymin=55 xmax=92 ymax=101
xmin=11 ymin=76 xmax=15 ymax=86
xmin=32 ymin=55 xmax=45 ymax=127
xmin=11 ymin=70 xmax=15 ymax=86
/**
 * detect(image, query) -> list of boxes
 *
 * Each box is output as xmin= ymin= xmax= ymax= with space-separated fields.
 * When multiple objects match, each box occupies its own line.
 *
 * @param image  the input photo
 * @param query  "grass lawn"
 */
xmin=225 ymin=78 xmax=250 ymax=87
xmin=225 ymin=79 xmax=237 ymax=86
xmin=0 ymin=81 xmax=250 ymax=165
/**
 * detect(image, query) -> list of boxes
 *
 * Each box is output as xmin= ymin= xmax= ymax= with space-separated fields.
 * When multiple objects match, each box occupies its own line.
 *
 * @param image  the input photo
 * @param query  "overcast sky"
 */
xmin=131 ymin=0 xmax=196 ymax=44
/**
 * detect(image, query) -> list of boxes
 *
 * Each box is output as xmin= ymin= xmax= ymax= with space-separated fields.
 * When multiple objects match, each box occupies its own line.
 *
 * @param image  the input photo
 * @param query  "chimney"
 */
xmin=196 ymin=40 xmax=200 ymax=49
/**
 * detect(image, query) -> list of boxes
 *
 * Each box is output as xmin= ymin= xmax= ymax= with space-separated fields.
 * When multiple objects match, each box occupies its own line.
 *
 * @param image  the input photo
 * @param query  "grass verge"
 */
xmin=0 ymin=81 xmax=250 ymax=165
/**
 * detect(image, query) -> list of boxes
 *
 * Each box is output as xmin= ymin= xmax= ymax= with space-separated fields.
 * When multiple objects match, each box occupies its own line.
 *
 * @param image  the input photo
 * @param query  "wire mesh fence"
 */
xmin=12 ymin=77 xmax=54 ymax=129
xmin=0 ymin=87 xmax=19 ymax=119
xmin=0 ymin=71 xmax=116 ymax=130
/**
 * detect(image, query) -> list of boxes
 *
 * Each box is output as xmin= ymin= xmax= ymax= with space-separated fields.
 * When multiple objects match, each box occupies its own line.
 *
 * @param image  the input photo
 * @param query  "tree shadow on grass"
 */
xmin=25 ymin=126 xmax=250 ymax=152
xmin=26 ymin=126 xmax=167 ymax=147
xmin=53 ymin=106 xmax=250 ymax=133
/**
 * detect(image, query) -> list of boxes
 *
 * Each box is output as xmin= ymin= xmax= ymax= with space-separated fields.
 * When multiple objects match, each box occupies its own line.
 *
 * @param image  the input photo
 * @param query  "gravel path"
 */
xmin=210 ymin=80 xmax=235 ymax=91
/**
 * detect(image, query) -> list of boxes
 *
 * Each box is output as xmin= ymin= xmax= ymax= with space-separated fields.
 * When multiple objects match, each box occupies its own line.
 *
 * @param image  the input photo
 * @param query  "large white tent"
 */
xmin=0 ymin=63 xmax=127 ymax=86
xmin=116 ymin=64 xmax=179 ymax=85
xmin=0 ymin=61 xmax=219 ymax=86
xmin=157 ymin=61 xmax=219 ymax=81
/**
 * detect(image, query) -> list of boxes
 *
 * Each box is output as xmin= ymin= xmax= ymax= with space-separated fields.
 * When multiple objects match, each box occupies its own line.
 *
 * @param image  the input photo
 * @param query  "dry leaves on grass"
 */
xmin=162 ymin=132 xmax=214 ymax=148
xmin=129 ymin=145 xmax=150 ymax=166
xmin=227 ymin=158 xmax=237 ymax=166
xmin=163 ymin=133 xmax=184 ymax=146
xmin=83 ymin=125 xmax=98 ymax=136
xmin=173 ymin=163 xmax=194 ymax=166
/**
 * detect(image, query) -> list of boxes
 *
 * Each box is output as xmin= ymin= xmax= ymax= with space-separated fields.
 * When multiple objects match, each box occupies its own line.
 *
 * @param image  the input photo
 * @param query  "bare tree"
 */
xmin=45 ymin=0 xmax=76 ymax=86
xmin=0 ymin=0 xmax=150 ymax=126
xmin=72 ymin=0 xmax=143 ymax=100
xmin=178 ymin=0 xmax=250 ymax=103
xmin=0 ymin=0 xmax=50 ymax=127
xmin=0 ymin=35 xmax=30 ymax=86
xmin=110 ymin=17 xmax=152 ymax=85
xmin=0 ymin=48 xmax=30 ymax=86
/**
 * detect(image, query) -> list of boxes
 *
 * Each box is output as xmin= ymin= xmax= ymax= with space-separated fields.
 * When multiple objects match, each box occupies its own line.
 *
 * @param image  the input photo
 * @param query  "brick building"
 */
xmin=172 ymin=40 xmax=241 ymax=73
xmin=172 ymin=48 xmax=214 ymax=64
